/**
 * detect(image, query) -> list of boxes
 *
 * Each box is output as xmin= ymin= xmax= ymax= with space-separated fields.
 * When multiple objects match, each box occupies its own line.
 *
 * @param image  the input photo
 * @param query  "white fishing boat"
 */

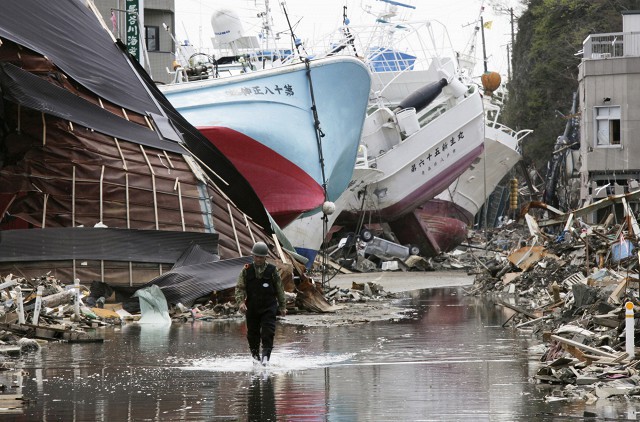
xmin=432 ymin=95 xmax=533 ymax=226
xmin=317 ymin=17 xmax=485 ymax=219
xmin=392 ymin=89 xmax=532 ymax=256
xmin=283 ymin=4 xmax=485 ymax=262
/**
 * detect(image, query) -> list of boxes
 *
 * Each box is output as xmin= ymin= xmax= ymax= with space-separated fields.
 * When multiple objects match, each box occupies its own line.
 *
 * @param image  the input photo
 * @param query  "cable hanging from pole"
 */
xmin=304 ymin=58 xmax=330 ymax=290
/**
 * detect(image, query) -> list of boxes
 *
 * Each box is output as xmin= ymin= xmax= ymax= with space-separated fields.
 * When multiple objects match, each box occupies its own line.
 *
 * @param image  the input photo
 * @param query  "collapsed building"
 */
xmin=0 ymin=1 xmax=326 ymax=311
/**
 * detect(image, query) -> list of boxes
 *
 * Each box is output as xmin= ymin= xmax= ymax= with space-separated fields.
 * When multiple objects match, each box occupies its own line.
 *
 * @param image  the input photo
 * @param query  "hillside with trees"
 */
xmin=503 ymin=0 xmax=640 ymax=173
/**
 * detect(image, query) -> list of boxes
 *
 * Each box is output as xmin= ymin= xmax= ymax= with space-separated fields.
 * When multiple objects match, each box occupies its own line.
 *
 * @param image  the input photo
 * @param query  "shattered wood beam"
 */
xmin=227 ymin=203 xmax=242 ymax=255
xmin=99 ymin=165 xmax=104 ymax=223
xmin=550 ymin=334 xmax=618 ymax=358
xmin=272 ymin=233 xmax=288 ymax=263
xmin=162 ymin=151 xmax=174 ymax=168
xmin=496 ymin=299 xmax=538 ymax=319
xmin=114 ymin=138 xmax=128 ymax=171
xmin=24 ymin=290 xmax=74 ymax=311
xmin=152 ymin=174 xmax=158 ymax=230
xmin=515 ymin=315 xmax=552 ymax=328
xmin=139 ymin=145 xmax=159 ymax=230
xmin=181 ymin=147 xmax=229 ymax=187
xmin=125 ymin=173 xmax=130 ymax=228
xmin=563 ymin=213 xmax=574 ymax=233
xmin=244 ymin=214 xmax=256 ymax=244
xmin=41 ymin=193 xmax=48 ymax=228
xmin=623 ymin=197 xmax=640 ymax=237
xmin=174 ymin=178 xmax=185 ymax=231
xmin=539 ymin=190 xmax=640 ymax=227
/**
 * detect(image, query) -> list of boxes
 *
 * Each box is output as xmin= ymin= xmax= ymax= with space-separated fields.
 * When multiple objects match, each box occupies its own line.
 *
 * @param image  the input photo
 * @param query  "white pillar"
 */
xmin=32 ymin=286 xmax=43 ymax=325
xmin=626 ymin=301 xmax=635 ymax=359
xmin=15 ymin=287 xmax=25 ymax=325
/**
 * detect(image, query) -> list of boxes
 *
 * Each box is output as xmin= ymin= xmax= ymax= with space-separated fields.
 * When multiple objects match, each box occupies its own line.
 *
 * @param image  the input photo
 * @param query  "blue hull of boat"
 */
xmin=160 ymin=57 xmax=371 ymax=210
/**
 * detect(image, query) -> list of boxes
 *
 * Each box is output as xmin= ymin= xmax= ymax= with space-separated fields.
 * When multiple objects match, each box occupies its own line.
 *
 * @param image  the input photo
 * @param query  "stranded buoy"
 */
xmin=481 ymin=71 xmax=501 ymax=96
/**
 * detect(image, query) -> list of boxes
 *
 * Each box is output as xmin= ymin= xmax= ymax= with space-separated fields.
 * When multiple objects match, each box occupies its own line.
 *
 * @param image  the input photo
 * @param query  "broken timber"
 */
xmin=550 ymin=334 xmax=619 ymax=359
xmin=0 ymin=322 xmax=104 ymax=343
xmin=496 ymin=299 xmax=538 ymax=319
xmin=537 ymin=189 xmax=640 ymax=227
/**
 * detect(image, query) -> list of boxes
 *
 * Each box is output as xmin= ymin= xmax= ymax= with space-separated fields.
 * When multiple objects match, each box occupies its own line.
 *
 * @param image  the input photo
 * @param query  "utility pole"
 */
xmin=507 ymin=44 xmax=511 ymax=81
xmin=480 ymin=16 xmax=488 ymax=72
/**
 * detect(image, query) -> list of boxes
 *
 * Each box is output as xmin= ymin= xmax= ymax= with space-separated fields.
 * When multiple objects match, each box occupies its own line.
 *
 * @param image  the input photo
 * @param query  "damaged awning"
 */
xmin=0 ymin=63 xmax=183 ymax=154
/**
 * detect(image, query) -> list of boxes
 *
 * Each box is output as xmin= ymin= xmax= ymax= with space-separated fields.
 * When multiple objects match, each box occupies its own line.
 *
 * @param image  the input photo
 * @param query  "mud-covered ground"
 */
xmin=278 ymin=270 xmax=474 ymax=327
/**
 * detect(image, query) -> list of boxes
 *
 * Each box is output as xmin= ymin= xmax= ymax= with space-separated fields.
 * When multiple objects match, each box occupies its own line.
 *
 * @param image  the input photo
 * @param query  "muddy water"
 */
xmin=3 ymin=288 xmax=637 ymax=421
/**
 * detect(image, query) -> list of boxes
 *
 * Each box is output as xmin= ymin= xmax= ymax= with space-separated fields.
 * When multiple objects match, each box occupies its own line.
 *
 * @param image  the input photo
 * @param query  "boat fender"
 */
xmin=395 ymin=78 xmax=448 ymax=113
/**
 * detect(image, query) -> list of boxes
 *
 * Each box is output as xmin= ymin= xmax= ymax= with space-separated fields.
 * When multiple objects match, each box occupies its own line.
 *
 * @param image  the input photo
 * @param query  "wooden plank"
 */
xmin=316 ymin=255 xmax=353 ymax=274
xmin=496 ymin=299 xmax=538 ymax=319
xmin=550 ymin=334 xmax=618 ymax=358
xmin=539 ymin=189 xmax=640 ymax=227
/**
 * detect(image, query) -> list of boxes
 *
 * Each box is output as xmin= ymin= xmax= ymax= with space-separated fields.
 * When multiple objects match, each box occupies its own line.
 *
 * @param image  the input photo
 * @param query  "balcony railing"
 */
xmin=583 ymin=32 xmax=640 ymax=59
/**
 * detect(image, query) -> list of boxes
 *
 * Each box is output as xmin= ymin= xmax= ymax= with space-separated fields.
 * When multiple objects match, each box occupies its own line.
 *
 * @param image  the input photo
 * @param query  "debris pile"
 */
xmin=457 ymin=192 xmax=640 ymax=405
xmin=0 ymin=274 xmax=119 ymax=348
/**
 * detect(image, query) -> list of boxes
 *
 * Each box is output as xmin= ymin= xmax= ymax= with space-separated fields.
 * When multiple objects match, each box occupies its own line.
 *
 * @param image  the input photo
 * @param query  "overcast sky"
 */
xmin=174 ymin=0 xmax=525 ymax=79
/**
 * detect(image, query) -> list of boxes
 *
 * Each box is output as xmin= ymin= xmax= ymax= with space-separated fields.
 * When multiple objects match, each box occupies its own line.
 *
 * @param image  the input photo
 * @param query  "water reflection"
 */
xmin=248 ymin=375 xmax=276 ymax=421
xmin=138 ymin=323 xmax=171 ymax=353
xmin=3 ymin=287 xmax=636 ymax=420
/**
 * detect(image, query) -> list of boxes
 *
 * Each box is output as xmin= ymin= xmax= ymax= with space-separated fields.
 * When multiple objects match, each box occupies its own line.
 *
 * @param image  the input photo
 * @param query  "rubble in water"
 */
xmin=454 ymin=194 xmax=640 ymax=407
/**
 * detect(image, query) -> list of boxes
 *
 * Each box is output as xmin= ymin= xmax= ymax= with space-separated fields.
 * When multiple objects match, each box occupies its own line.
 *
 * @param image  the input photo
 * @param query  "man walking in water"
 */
xmin=235 ymin=241 xmax=287 ymax=366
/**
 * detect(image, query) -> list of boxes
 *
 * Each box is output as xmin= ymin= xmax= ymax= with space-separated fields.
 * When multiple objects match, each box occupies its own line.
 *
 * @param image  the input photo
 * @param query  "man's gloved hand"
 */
xmin=239 ymin=303 xmax=247 ymax=314
xmin=278 ymin=308 xmax=287 ymax=316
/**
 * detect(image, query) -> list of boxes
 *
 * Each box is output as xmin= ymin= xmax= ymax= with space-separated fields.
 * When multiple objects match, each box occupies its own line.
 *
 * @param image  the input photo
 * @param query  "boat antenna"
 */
xmin=280 ymin=1 xmax=304 ymax=58
xmin=342 ymin=5 xmax=359 ymax=57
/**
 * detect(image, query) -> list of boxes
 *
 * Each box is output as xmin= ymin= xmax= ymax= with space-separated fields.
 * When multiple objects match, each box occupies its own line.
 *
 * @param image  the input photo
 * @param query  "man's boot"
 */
xmin=261 ymin=349 xmax=271 ymax=366
xmin=250 ymin=347 xmax=260 ymax=364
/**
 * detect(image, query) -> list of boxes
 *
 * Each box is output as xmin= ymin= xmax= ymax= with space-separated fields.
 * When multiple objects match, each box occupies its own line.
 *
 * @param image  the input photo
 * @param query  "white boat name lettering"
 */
xmin=410 ymin=131 xmax=464 ymax=173
xmin=225 ymin=84 xmax=295 ymax=97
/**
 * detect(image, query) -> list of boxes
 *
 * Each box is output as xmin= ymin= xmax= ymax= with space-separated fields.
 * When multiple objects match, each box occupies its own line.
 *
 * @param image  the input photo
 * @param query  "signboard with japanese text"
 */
xmin=125 ymin=0 xmax=143 ymax=65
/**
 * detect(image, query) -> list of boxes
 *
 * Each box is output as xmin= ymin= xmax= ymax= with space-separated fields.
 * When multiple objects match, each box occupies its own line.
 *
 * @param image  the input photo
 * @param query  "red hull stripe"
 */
xmin=199 ymin=126 xmax=325 ymax=224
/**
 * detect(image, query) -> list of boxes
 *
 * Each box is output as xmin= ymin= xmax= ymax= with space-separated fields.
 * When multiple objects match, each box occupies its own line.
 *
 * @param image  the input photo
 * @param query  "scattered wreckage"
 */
xmin=461 ymin=190 xmax=640 ymax=407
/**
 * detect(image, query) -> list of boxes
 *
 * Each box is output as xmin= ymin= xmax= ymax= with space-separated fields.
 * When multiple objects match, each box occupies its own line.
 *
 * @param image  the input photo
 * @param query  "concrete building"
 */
xmin=93 ymin=0 xmax=176 ymax=84
xmin=579 ymin=11 xmax=640 ymax=222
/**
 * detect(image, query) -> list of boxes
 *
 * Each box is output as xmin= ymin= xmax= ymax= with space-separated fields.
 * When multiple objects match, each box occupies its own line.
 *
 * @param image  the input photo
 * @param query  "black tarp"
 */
xmin=0 ymin=228 xmax=219 ymax=263
xmin=139 ymin=256 xmax=252 ymax=307
xmin=0 ymin=0 xmax=273 ymax=232
xmin=0 ymin=1 xmax=158 ymax=116
xmin=0 ymin=62 xmax=183 ymax=153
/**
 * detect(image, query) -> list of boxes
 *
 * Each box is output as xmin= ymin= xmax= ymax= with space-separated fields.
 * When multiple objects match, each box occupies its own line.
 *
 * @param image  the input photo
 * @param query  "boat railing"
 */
xmin=355 ymin=144 xmax=370 ymax=169
xmin=306 ymin=19 xmax=457 ymax=77
xmin=582 ymin=31 xmax=640 ymax=59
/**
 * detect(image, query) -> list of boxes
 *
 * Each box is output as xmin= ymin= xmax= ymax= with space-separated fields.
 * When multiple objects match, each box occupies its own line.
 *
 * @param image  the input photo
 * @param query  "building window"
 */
xmin=145 ymin=26 xmax=159 ymax=51
xmin=594 ymin=106 xmax=621 ymax=146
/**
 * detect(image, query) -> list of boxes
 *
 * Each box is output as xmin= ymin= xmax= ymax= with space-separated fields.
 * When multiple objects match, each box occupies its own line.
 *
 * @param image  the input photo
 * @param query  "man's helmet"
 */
xmin=251 ymin=241 xmax=269 ymax=257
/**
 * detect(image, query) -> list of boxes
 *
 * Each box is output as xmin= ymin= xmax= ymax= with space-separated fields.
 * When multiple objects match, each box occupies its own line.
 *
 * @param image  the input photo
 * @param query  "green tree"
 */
xmin=504 ymin=0 xmax=639 ymax=174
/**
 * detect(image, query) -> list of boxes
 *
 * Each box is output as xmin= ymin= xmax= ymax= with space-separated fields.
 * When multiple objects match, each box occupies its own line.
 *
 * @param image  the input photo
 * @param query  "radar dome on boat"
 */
xmin=211 ymin=9 xmax=244 ymax=44
xmin=481 ymin=71 xmax=501 ymax=96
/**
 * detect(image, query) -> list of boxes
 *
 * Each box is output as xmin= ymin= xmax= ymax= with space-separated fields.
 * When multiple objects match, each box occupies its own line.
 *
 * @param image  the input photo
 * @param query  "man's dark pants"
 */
xmin=246 ymin=303 xmax=277 ymax=359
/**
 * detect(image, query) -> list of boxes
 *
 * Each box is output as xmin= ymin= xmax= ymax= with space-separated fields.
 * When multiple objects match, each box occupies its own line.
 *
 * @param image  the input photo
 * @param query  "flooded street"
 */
xmin=4 ymin=287 xmax=637 ymax=421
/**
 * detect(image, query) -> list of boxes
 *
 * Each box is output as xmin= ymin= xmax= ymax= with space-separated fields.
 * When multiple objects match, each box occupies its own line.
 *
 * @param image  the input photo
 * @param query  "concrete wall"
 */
xmin=578 ymin=56 xmax=640 ymax=212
